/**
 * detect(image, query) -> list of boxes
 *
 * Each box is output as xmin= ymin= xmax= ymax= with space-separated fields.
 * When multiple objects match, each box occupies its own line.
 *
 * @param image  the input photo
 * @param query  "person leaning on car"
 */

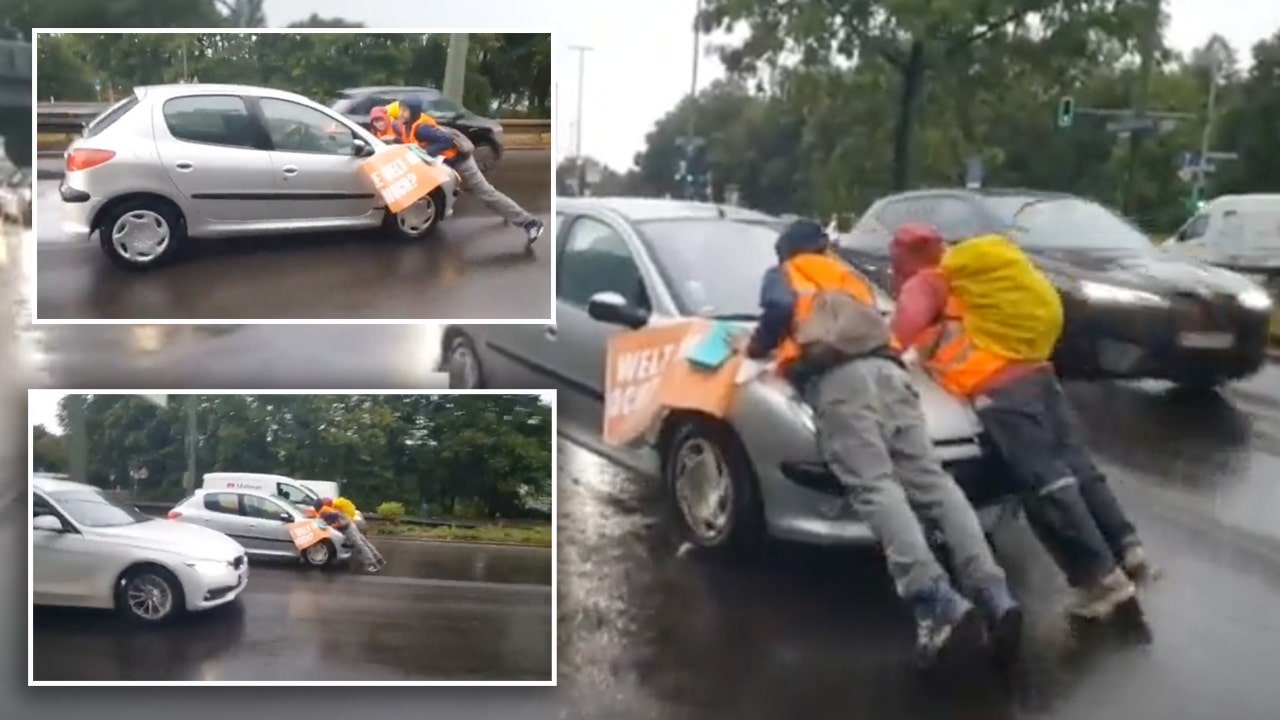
xmin=743 ymin=219 xmax=1021 ymax=666
xmin=888 ymin=223 xmax=1160 ymax=620
xmin=393 ymin=95 xmax=546 ymax=247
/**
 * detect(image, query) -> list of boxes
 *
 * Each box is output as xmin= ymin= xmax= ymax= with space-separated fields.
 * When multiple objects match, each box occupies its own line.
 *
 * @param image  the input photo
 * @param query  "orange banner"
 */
xmin=287 ymin=519 xmax=341 ymax=552
xmin=603 ymin=320 xmax=745 ymax=446
xmin=360 ymin=144 xmax=451 ymax=215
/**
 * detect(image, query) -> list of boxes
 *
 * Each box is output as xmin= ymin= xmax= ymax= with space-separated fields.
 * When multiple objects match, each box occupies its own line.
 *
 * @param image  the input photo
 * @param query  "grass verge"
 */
xmin=364 ymin=521 xmax=552 ymax=547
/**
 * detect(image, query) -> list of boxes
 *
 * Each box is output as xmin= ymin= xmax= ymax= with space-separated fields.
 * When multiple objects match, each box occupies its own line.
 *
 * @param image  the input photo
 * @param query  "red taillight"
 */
xmin=167 ymin=510 xmax=182 ymax=519
xmin=66 ymin=148 xmax=116 ymax=173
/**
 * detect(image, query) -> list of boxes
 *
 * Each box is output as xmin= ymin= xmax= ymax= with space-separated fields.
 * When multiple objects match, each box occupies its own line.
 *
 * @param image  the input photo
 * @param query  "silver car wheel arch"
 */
xmin=304 ymin=541 xmax=331 ymax=565
xmin=672 ymin=437 xmax=733 ymax=543
xmin=111 ymin=209 xmax=171 ymax=263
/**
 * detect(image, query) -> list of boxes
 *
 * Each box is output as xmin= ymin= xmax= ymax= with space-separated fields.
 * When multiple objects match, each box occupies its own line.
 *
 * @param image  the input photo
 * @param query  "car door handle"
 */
xmin=282 ymin=165 xmax=299 ymax=176
xmin=174 ymin=161 xmax=194 ymax=171
xmin=544 ymin=325 xmax=557 ymax=340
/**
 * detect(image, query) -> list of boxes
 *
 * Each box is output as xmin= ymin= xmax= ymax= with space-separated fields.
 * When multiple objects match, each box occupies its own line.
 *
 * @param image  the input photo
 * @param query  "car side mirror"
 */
xmin=353 ymin=138 xmax=376 ymax=157
xmin=32 ymin=515 xmax=66 ymax=533
xmin=278 ymin=512 xmax=293 ymax=523
xmin=587 ymin=291 xmax=650 ymax=329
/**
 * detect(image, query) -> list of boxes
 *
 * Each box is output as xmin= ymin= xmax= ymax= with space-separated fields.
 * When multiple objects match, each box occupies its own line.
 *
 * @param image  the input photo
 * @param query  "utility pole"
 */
xmin=66 ymin=395 xmax=87 ymax=485
xmin=680 ymin=0 xmax=707 ymax=201
xmin=1193 ymin=36 xmax=1229 ymax=206
xmin=184 ymin=395 xmax=197 ymax=493
xmin=1121 ymin=0 xmax=1161 ymax=216
xmin=442 ymin=33 xmax=469 ymax=103
xmin=568 ymin=45 xmax=593 ymax=195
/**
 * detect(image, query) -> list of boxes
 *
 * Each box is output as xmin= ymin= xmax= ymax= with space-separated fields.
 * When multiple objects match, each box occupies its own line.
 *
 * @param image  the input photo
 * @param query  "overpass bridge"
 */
xmin=0 ymin=38 xmax=32 ymax=165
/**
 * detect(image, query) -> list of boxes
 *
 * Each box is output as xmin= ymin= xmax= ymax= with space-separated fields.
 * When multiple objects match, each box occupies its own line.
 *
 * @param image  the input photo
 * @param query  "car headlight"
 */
xmin=184 ymin=560 xmax=230 ymax=576
xmin=1077 ymin=280 xmax=1168 ymax=307
xmin=1238 ymin=288 xmax=1273 ymax=312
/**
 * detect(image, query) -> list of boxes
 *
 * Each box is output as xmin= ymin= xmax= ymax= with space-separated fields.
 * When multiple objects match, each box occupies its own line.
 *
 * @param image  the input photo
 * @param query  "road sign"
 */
xmin=1056 ymin=96 xmax=1074 ymax=128
xmin=963 ymin=156 xmax=984 ymax=189
xmin=1106 ymin=116 xmax=1156 ymax=133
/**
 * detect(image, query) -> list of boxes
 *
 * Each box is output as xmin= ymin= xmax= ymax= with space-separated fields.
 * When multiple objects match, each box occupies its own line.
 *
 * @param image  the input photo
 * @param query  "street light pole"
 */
xmin=568 ymin=45 xmax=593 ymax=194
xmin=1195 ymin=38 xmax=1227 ymax=202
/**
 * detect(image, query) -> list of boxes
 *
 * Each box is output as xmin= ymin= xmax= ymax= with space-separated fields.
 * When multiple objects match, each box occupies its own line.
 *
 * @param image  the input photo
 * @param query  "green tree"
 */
xmin=32 ymin=425 xmax=68 ymax=474
xmin=286 ymin=14 xmax=364 ymax=28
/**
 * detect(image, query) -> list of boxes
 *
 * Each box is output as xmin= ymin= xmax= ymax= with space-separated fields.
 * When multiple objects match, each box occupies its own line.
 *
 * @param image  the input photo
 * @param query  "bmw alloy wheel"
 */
xmin=125 ymin=572 xmax=175 ymax=621
xmin=111 ymin=210 xmax=171 ymax=263
xmin=672 ymin=438 xmax=733 ymax=542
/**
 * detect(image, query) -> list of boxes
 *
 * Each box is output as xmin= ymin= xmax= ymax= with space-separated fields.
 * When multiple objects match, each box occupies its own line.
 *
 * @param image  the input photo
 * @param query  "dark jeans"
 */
xmin=975 ymin=368 xmax=1138 ymax=587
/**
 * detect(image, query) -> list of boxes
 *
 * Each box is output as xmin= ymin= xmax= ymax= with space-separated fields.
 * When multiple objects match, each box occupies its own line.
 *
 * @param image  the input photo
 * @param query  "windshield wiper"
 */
xmin=704 ymin=312 xmax=759 ymax=321
xmin=1010 ymin=196 xmax=1066 ymax=221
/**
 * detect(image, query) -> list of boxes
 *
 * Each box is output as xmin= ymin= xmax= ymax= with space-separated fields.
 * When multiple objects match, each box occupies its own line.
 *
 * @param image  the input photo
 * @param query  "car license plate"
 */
xmin=1178 ymin=331 xmax=1234 ymax=349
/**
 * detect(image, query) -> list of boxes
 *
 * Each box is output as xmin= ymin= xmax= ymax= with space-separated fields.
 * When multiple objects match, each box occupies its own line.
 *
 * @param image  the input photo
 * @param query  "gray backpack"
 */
xmin=444 ymin=126 xmax=475 ymax=155
xmin=792 ymin=273 xmax=893 ymax=368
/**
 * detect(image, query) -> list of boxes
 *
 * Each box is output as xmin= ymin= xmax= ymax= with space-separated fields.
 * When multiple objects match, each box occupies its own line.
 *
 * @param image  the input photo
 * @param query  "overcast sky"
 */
xmin=262 ymin=0 xmax=1280 ymax=172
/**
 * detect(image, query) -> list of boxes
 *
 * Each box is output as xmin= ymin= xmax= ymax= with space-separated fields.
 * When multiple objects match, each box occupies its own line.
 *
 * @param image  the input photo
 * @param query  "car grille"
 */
xmin=232 ymin=555 xmax=246 ymax=571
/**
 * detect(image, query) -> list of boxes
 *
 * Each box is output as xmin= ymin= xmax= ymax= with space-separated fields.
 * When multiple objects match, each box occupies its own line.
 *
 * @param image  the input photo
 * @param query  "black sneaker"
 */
xmin=523 ymin=219 xmax=544 ymax=245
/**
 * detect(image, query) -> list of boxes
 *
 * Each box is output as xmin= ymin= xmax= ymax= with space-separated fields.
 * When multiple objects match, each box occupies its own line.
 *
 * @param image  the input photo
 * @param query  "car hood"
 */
xmin=714 ymin=319 xmax=981 ymax=442
xmin=1026 ymin=247 xmax=1254 ymax=295
xmin=90 ymin=519 xmax=244 ymax=562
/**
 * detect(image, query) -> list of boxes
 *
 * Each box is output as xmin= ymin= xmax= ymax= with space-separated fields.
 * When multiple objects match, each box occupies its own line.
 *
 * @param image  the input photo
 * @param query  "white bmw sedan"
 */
xmin=32 ymin=475 xmax=249 ymax=624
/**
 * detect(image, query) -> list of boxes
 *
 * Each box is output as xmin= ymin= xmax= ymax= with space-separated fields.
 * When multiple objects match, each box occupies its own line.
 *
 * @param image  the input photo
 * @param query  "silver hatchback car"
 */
xmin=59 ymin=83 xmax=460 ymax=269
xmin=169 ymin=488 xmax=353 ymax=568
xmin=442 ymin=197 xmax=1019 ymax=554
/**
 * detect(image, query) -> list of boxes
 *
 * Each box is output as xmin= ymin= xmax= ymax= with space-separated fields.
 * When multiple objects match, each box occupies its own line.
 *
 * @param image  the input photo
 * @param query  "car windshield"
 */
xmin=330 ymin=95 xmax=356 ymax=113
xmin=636 ymin=217 xmax=892 ymax=318
xmin=983 ymin=196 xmax=1154 ymax=253
xmin=49 ymin=489 xmax=151 ymax=527
xmin=271 ymin=495 xmax=304 ymax=516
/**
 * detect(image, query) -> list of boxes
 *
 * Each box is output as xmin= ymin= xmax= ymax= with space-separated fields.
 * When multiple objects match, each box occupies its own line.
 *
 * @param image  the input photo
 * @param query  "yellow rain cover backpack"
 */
xmin=938 ymin=233 xmax=1064 ymax=361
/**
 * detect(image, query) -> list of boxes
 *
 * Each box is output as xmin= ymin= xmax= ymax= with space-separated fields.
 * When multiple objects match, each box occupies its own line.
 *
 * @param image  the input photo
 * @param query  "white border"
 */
xmin=26 ymin=388 xmax=558 ymax=687
xmin=29 ymin=29 xmax=557 ymax=327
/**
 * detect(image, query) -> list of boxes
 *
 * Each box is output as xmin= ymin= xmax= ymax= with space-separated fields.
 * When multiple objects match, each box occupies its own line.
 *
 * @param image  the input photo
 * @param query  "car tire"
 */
xmin=115 ymin=565 xmax=185 ymax=624
xmin=473 ymin=143 xmax=498 ymax=173
xmin=382 ymin=188 xmax=445 ymax=241
xmin=443 ymin=332 xmax=486 ymax=389
xmin=661 ymin=417 xmax=765 ymax=555
xmin=96 ymin=197 xmax=188 ymax=270
xmin=303 ymin=539 xmax=336 ymax=568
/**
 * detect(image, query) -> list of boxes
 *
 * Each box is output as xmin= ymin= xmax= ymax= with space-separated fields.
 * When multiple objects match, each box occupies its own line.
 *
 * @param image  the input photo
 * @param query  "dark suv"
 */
xmin=331 ymin=86 xmax=504 ymax=171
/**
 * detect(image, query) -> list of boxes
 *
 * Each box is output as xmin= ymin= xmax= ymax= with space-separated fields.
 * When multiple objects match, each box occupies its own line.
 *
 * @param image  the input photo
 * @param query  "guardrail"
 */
xmin=36 ymin=102 xmax=549 ymax=135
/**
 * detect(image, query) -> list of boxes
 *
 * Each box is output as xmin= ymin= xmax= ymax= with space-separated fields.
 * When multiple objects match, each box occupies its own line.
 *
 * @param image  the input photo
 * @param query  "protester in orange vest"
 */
xmin=313 ymin=498 xmax=384 ymax=573
xmin=890 ymin=223 xmax=1158 ymax=620
xmin=744 ymin=219 xmax=1021 ymax=666
xmin=369 ymin=106 xmax=400 ymax=142
xmin=396 ymin=95 xmax=545 ymax=246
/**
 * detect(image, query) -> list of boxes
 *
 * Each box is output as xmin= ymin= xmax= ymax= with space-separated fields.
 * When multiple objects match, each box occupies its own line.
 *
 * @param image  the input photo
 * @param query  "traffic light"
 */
xmin=1057 ymin=96 xmax=1075 ymax=129
xmin=676 ymin=136 xmax=709 ymax=201
xmin=1187 ymin=185 xmax=1206 ymax=213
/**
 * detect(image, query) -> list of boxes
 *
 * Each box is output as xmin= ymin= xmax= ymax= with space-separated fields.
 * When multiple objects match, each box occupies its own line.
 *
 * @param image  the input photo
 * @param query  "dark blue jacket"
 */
xmin=746 ymin=220 xmax=831 ymax=360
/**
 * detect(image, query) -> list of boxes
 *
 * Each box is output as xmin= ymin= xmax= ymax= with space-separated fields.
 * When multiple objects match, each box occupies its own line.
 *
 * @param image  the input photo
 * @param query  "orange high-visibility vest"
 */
xmin=911 ymin=269 xmax=1011 ymax=398
xmin=400 ymin=114 xmax=457 ymax=159
xmin=774 ymin=253 xmax=889 ymax=375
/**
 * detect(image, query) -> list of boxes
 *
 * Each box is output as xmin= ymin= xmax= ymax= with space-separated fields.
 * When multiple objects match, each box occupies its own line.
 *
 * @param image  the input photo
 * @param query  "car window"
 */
xmin=48 ymin=489 xmax=151 ymax=527
xmin=33 ymin=492 xmax=58 ymax=518
xmin=258 ymin=98 xmax=356 ymax=156
xmin=276 ymin=482 xmax=312 ymax=505
xmin=163 ymin=95 xmax=261 ymax=149
xmin=426 ymin=95 xmax=465 ymax=117
xmin=85 ymin=95 xmax=140 ymax=139
xmin=243 ymin=494 xmax=289 ymax=520
xmin=1177 ymin=213 xmax=1210 ymax=242
xmin=931 ymin=197 xmax=989 ymax=242
xmin=558 ymin=217 xmax=651 ymax=310
xmin=203 ymin=492 xmax=241 ymax=514
xmin=984 ymin=195 xmax=1154 ymax=253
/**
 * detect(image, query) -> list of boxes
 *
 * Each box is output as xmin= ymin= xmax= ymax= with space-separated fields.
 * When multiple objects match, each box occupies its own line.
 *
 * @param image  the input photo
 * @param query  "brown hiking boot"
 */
xmin=1122 ymin=544 xmax=1161 ymax=585
xmin=1066 ymin=569 xmax=1137 ymax=619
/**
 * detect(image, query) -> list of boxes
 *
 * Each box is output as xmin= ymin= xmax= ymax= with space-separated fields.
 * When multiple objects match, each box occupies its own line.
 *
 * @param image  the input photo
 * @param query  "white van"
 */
xmin=202 ymin=472 xmax=321 ymax=510
xmin=1164 ymin=194 xmax=1280 ymax=284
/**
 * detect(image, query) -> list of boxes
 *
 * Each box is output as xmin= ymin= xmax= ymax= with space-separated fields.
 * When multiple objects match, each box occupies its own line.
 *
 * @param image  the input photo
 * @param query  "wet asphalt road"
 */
xmin=32 ymin=149 xmax=551 ymax=321
xmin=31 ymin=539 xmax=553 ymax=682
xmin=552 ymin=377 xmax=1280 ymax=720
